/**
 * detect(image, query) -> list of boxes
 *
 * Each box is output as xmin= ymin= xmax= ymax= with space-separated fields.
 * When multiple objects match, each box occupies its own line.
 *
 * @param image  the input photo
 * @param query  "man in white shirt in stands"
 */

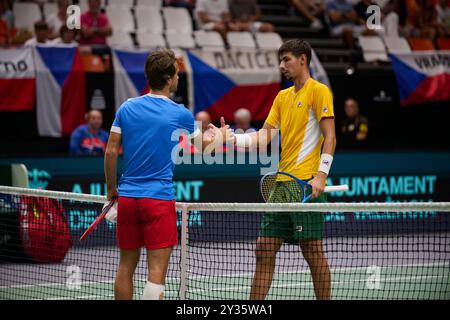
xmin=46 ymin=0 xmax=70 ymax=40
xmin=195 ymin=0 xmax=240 ymax=40
xmin=25 ymin=20 xmax=52 ymax=46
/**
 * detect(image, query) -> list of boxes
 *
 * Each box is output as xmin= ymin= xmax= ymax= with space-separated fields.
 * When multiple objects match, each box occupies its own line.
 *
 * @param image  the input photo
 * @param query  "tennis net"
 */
xmin=0 ymin=186 xmax=449 ymax=300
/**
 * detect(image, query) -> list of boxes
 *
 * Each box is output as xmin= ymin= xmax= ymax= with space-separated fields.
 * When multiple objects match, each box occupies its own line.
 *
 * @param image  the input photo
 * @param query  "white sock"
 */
xmin=141 ymin=281 xmax=165 ymax=300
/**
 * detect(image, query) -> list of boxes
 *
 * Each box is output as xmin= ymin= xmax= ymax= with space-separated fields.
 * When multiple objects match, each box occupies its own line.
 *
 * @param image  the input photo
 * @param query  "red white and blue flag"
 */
xmin=0 ymin=47 xmax=35 ymax=111
xmin=112 ymin=49 xmax=150 ymax=110
xmin=34 ymin=46 xmax=86 ymax=137
xmin=390 ymin=52 xmax=450 ymax=106
xmin=184 ymin=49 xmax=281 ymax=121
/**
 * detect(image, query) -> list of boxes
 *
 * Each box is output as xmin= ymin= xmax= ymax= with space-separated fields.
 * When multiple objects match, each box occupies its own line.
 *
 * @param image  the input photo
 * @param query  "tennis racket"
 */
xmin=79 ymin=198 xmax=117 ymax=242
xmin=260 ymin=171 xmax=348 ymax=203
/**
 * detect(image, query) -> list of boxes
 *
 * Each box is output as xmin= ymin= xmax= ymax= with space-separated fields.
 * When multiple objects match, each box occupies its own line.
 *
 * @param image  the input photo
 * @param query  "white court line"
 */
xmin=1 ymin=261 xmax=447 ymax=289
xmin=1 ymin=261 xmax=448 ymax=299
xmin=186 ymin=261 xmax=450 ymax=280
xmin=18 ymin=274 xmax=450 ymax=300
xmin=188 ymin=274 xmax=450 ymax=294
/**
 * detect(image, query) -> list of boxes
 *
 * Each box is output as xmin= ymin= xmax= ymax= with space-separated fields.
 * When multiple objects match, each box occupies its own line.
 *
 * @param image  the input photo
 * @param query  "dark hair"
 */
xmin=59 ymin=25 xmax=76 ymax=37
xmin=144 ymin=49 xmax=177 ymax=90
xmin=34 ymin=20 xmax=49 ymax=31
xmin=278 ymin=39 xmax=312 ymax=66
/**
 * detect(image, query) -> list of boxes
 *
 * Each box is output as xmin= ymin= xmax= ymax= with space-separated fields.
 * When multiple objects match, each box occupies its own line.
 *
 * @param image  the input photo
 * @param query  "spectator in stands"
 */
xmin=354 ymin=0 xmax=378 ymax=23
xmin=340 ymin=98 xmax=369 ymax=147
xmin=228 ymin=0 xmax=274 ymax=33
xmin=397 ymin=0 xmax=438 ymax=40
xmin=195 ymin=111 xmax=211 ymax=133
xmin=326 ymin=0 xmax=373 ymax=48
xmin=195 ymin=0 xmax=240 ymax=40
xmin=52 ymin=25 xmax=78 ymax=45
xmin=436 ymin=0 xmax=450 ymax=36
xmin=24 ymin=20 xmax=52 ymax=46
xmin=79 ymin=0 xmax=112 ymax=45
xmin=416 ymin=0 xmax=439 ymax=40
xmin=47 ymin=0 xmax=69 ymax=40
xmin=70 ymin=110 xmax=109 ymax=155
xmin=0 ymin=0 xmax=13 ymax=29
xmin=288 ymin=0 xmax=325 ymax=29
xmin=232 ymin=108 xmax=257 ymax=133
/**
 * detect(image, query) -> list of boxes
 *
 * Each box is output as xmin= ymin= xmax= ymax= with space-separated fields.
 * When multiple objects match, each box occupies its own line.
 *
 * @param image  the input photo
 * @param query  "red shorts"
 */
xmin=117 ymin=197 xmax=178 ymax=250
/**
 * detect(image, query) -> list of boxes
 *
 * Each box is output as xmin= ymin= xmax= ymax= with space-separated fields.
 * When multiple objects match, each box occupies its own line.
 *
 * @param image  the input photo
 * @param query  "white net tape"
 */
xmin=1 ymin=185 xmax=450 ymax=213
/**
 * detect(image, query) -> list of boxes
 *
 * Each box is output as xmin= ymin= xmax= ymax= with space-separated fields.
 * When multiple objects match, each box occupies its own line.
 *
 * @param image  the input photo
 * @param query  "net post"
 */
xmin=179 ymin=204 xmax=189 ymax=300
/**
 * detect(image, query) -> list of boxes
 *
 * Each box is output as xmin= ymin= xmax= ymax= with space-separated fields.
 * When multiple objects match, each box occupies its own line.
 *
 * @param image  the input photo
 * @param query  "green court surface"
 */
xmin=1 ymin=263 xmax=449 ymax=300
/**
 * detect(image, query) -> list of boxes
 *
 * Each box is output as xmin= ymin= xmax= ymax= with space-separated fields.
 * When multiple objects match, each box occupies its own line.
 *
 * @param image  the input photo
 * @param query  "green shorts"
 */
xmin=260 ymin=180 xmax=327 ymax=243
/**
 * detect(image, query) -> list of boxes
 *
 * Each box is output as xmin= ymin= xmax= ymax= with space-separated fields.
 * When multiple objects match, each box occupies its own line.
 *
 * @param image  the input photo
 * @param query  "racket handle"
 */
xmin=324 ymin=185 xmax=349 ymax=193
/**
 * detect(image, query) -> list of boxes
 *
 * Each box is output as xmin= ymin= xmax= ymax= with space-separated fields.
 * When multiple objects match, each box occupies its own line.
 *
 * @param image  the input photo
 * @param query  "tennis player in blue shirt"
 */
xmin=104 ymin=49 xmax=232 ymax=300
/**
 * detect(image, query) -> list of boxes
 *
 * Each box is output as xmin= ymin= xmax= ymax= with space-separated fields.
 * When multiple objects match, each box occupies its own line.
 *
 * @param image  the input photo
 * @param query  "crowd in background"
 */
xmin=1 ymin=0 xmax=448 ymax=154
xmin=1 ymin=0 xmax=448 ymax=47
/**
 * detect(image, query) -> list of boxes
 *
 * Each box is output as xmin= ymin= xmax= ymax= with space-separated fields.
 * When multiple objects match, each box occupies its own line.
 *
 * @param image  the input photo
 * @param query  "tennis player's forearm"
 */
xmin=104 ymin=150 xmax=118 ymax=191
xmin=322 ymin=136 xmax=336 ymax=157
xmin=234 ymin=129 xmax=275 ymax=148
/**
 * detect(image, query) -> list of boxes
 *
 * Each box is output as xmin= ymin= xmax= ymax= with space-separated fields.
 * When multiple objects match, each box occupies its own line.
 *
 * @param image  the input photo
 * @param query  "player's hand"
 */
xmin=219 ymin=117 xmax=235 ymax=144
xmin=107 ymin=188 xmax=118 ymax=201
xmin=308 ymin=172 xmax=327 ymax=198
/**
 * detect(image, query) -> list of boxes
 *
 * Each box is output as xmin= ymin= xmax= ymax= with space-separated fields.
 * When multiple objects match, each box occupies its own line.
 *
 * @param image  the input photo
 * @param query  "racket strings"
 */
xmin=261 ymin=174 xmax=305 ymax=203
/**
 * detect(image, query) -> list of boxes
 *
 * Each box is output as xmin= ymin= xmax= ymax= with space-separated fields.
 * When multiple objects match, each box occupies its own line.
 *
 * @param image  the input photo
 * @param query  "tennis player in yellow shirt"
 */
xmin=225 ymin=39 xmax=336 ymax=300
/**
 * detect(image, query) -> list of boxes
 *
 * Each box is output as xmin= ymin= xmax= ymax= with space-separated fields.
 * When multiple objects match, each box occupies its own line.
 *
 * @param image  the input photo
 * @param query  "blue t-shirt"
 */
xmin=70 ymin=124 xmax=109 ymax=155
xmin=111 ymin=94 xmax=197 ymax=200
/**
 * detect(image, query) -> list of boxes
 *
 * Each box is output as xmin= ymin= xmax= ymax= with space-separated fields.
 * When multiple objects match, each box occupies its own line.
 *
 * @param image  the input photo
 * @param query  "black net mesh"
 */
xmin=0 ymin=192 xmax=449 ymax=300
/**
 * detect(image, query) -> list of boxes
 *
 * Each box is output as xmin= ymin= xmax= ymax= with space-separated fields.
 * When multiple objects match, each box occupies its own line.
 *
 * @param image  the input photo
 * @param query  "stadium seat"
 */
xmin=136 ymin=0 xmax=163 ymax=8
xmin=358 ymin=35 xmax=389 ymax=62
xmin=193 ymin=30 xmax=225 ymax=50
xmin=107 ymin=31 xmax=134 ymax=48
xmin=166 ymin=32 xmax=195 ymax=49
xmin=136 ymin=31 xmax=166 ymax=49
xmin=13 ymin=2 xmax=42 ymax=32
xmin=43 ymin=3 xmax=58 ymax=19
xmin=436 ymin=38 xmax=450 ymax=50
xmin=79 ymin=0 xmax=106 ymax=12
xmin=135 ymin=7 xmax=164 ymax=33
xmin=81 ymin=54 xmax=106 ymax=72
xmin=408 ymin=38 xmax=435 ymax=51
xmin=163 ymin=7 xmax=193 ymax=34
xmin=382 ymin=12 xmax=400 ymax=38
xmin=226 ymin=32 xmax=256 ymax=50
xmin=107 ymin=0 xmax=134 ymax=7
xmin=383 ymin=36 xmax=411 ymax=54
xmin=105 ymin=6 xmax=134 ymax=32
xmin=254 ymin=32 xmax=283 ymax=50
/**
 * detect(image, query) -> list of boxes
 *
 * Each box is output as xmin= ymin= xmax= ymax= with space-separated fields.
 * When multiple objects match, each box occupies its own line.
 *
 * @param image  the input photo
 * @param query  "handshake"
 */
xmin=205 ymin=117 xmax=236 ymax=146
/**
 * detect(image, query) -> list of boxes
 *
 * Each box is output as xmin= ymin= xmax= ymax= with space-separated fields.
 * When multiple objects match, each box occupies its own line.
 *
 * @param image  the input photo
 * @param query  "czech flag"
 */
xmin=112 ymin=49 xmax=150 ymax=110
xmin=390 ymin=52 xmax=450 ymax=106
xmin=34 ymin=46 xmax=86 ymax=137
xmin=185 ymin=49 xmax=281 ymax=121
xmin=0 ymin=47 xmax=35 ymax=111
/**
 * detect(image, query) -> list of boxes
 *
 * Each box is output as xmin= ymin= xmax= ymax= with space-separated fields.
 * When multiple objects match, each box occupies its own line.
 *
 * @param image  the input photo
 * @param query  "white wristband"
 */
xmin=318 ymin=153 xmax=333 ymax=175
xmin=235 ymin=134 xmax=252 ymax=148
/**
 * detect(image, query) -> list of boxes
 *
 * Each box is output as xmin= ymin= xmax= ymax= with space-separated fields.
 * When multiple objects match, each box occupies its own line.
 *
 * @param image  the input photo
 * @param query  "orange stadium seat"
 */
xmin=408 ymin=38 xmax=435 ymax=51
xmin=81 ymin=54 xmax=105 ymax=72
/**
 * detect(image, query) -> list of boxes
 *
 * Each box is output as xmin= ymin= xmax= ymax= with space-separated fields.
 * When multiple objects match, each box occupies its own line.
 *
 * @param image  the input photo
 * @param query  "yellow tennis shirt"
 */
xmin=265 ymin=78 xmax=334 ymax=180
